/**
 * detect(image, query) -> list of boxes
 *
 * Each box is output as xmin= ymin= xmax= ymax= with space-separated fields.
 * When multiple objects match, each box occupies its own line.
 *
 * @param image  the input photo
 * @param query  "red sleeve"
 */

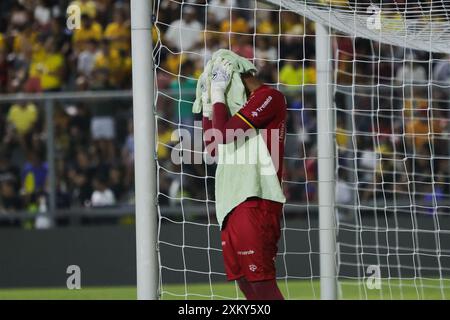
xmin=212 ymin=102 xmax=254 ymax=144
xmin=202 ymin=116 xmax=215 ymax=157
xmin=212 ymin=102 xmax=230 ymax=136
xmin=211 ymin=88 xmax=284 ymax=144
xmin=202 ymin=116 xmax=212 ymax=134
xmin=236 ymin=88 xmax=284 ymax=129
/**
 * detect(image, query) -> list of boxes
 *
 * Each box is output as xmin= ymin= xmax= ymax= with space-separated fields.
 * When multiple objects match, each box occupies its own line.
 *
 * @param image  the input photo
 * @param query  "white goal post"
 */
xmin=315 ymin=21 xmax=337 ymax=299
xmin=130 ymin=0 xmax=159 ymax=300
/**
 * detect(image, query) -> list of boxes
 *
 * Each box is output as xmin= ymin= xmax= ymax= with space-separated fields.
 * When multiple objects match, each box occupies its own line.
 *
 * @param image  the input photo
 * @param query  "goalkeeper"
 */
xmin=200 ymin=53 xmax=286 ymax=300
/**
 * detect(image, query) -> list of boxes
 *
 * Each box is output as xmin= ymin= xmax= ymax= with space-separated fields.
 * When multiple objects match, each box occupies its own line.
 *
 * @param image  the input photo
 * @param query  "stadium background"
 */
xmin=1 ymin=0 xmax=450 ymax=299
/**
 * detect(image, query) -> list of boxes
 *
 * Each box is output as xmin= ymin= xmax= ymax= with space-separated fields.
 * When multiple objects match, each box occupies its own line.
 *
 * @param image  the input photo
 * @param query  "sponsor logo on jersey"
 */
xmin=249 ymin=264 xmax=258 ymax=272
xmin=250 ymin=95 xmax=273 ymax=118
xmin=279 ymin=120 xmax=286 ymax=142
xmin=237 ymin=250 xmax=255 ymax=256
xmin=256 ymin=96 xmax=272 ymax=113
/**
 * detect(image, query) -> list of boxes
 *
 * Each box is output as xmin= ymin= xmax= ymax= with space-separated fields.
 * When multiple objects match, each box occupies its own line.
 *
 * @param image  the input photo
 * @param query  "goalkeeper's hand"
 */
xmin=199 ymin=72 xmax=212 ymax=119
xmin=211 ymin=57 xmax=232 ymax=105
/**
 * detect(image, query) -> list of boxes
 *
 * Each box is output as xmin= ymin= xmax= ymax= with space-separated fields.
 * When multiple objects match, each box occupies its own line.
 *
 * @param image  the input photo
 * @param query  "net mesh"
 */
xmin=154 ymin=0 xmax=450 ymax=299
xmin=266 ymin=0 xmax=450 ymax=53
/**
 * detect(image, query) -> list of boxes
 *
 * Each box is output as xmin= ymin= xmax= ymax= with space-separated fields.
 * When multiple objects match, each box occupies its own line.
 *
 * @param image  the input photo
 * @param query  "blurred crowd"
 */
xmin=0 ymin=0 xmax=450 ymax=218
xmin=0 ymin=1 xmax=132 ymax=93
xmin=0 ymin=0 xmax=133 ymax=216
xmin=333 ymin=38 xmax=450 ymax=213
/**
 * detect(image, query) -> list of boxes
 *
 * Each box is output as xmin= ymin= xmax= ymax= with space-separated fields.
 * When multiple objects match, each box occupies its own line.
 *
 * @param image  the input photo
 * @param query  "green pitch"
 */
xmin=0 ymin=280 xmax=449 ymax=300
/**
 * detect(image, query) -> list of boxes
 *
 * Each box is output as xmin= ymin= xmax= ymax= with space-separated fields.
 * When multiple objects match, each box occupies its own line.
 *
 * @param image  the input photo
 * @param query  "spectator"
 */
xmin=208 ymin=0 xmax=235 ymax=23
xmin=89 ymin=42 xmax=111 ymax=89
xmin=9 ymin=3 xmax=29 ymax=32
xmin=164 ymin=6 xmax=203 ymax=51
xmin=12 ymin=25 xmax=36 ymax=55
xmin=109 ymin=166 xmax=124 ymax=201
xmin=89 ymin=102 xmax=116 ymax=165
xmin=67 ymin=104 xmax=91 ymax=155
xmin=28 ymin=36 xmax=64 ymax=92
xmin=77 ymin=39 xmax=98 ymax=87
xmin=91 ymin=174 xmax=116 ymax=207
xmin=396 ymin=52 xmax=427 ymax=84
xmin=34 ymin=0 xmax=53 ymax=29
xmin=0 ymin=180 xmax=23 ymax=212
xmin=256 ymin=11 xmax=276 ymax=35
xmin=90 ymin=39 xmax=131 ymax=89
xmin=67 ymin=149 xmax=94 ymax=206
xmin=279 ymin=55 xmax=315 ymax=85
xmin=72 ymin=13 xmax=103 ymax=53
xmin=219 ymin=9 xmax=249 ymax=34
xmin=9 ymin=41 xmax=33 ymax=93
xmin=104 ymin=8 xmax=130 ymax=53
xmin=70 ymin=0 xmax=97 ymax=19
xmin=21 ymin=148 xmax=48 ymax=208
xmin=255 ymin=36 xmax=277 ymax=62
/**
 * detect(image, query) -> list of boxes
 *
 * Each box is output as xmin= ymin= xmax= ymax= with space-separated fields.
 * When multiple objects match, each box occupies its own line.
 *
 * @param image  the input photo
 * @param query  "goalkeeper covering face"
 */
xmin=200 ymin=52 xmax=287 ymax=300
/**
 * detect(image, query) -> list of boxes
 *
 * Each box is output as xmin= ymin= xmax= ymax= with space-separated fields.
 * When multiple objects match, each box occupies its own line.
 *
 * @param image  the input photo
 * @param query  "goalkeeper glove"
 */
xmin=210 ymin=57 xmax=232 ymax=105
xmin=199 ymin=72 xmax=212 ymax=119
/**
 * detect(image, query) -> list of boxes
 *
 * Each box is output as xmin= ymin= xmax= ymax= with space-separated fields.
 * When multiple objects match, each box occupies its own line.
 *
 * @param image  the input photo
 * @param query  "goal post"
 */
xmin=130 ymin=0 xmax=159 ymax=300
xmin=315 ymin=21 xmax=338 ymax=300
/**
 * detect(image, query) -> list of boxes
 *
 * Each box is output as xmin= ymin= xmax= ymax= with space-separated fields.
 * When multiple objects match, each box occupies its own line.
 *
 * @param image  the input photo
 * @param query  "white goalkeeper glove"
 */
xmin=210 ymin=57 xmax=233 ymax=105
xmin=199 ymin=72 xmax=212 ymax=119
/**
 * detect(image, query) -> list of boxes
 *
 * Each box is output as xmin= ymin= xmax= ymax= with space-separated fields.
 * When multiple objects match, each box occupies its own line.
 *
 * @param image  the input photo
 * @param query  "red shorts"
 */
xmin=220 ymin=198 xmax=283 ymax=282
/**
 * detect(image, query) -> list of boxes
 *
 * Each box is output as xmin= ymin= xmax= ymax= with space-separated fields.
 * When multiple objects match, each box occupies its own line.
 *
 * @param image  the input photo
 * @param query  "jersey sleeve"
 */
xmin=235 ymin=89 xmax=284 ymax=129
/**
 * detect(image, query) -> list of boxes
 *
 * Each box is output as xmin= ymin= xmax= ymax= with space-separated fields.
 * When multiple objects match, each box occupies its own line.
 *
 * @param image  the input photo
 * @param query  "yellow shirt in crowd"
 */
xmin=7 ymin=103 xmax=38 ymax=135
xmin=280 ymin=64 xmax=316 ymax=85
xmin=220 ymin=18 xmax=249 ymax=33
xmin=73 ymin=22 xmax=103 ymax=50
xmin=104 ymin=22 xmax=130 ymax=52
xmin=406 ymin=119 xmax=441 ymax=150
xmin=29 ymin=46 xmax=64 ymax=91
xmin=95 ymin=48 xmax=131 ymax=87
xmin=257 ymin=21 xmax=275 ymax=34
xmin=70 ymin=0 xmax=97 ymax=18
xmin=336 ymin=127 xmax=349 ymax=148
xmin=157 ymin=129 xmax=174 ymax=160
xmin=13 ymin=31 xmax=37 ymax=53
xmin=40 ymin=53 xmax=64 ymax=90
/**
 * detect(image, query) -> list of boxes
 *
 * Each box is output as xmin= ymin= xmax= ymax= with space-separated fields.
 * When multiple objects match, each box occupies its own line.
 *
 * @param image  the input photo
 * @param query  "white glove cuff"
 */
xmin=211 ymin=89 xmax=226 ymax=105
xmin=202 ymin=103 xmax=213 ymax=119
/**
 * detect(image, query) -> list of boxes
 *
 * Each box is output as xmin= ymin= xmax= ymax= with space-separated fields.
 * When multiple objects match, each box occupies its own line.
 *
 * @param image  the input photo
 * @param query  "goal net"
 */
xmin=153 ymin=0 xmax=450 ymax=299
